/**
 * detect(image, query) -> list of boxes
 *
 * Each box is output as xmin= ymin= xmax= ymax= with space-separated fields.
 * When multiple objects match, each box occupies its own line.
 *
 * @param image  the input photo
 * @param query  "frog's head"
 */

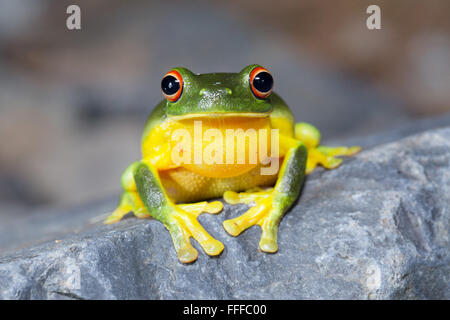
xmin=160 ymin=64 xmax=274 ymax=119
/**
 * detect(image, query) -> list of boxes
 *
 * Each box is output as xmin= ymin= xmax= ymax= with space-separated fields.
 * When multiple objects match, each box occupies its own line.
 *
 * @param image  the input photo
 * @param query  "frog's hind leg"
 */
xmin=295 ymin=122 xmax=361 ymax=174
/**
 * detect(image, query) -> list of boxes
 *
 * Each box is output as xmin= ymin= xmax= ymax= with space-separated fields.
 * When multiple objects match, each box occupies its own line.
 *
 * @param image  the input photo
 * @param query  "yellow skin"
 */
xmin=105 ymin=65 xmax=360 ymax=263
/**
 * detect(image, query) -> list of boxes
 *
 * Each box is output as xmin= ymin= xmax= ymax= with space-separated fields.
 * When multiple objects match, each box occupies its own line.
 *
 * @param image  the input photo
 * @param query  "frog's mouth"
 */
xmin=169 ymin=112 xmax=271 ymax=121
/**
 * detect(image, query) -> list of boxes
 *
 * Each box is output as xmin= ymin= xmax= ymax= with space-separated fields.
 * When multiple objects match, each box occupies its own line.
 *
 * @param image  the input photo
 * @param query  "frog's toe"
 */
xmin=104 ymin=207 xmax=130 ymax=224
xmin=222 ymin=220 xmax=240 ymax=237
xmin=322 ymin=156 xmax=343 ymax=169
xmin=259 ymin=237 xmax=278 ymax=253
xmin=347 ymin=146 xmax=362 ymax=155
xmin=223 ymin=191 xmax=240 ymax=205
xmin=258 ymin=219 xmax=279 ymax=253
xmin=177 ymin=246 xmax=198 ymax=264
xmin=201 ymin=238 xmax=225 ymax=256
xmin=317 ymin=145 xmax=361 ymax=157
xmin=133 ymin=208 xmax=151 ymax=219
xmin=134 ymin=212 xmax=151 ymax=219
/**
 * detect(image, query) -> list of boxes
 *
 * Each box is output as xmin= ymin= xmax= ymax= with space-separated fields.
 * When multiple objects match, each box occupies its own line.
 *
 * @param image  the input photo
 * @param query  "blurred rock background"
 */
xmin=0 ymin=0 xmax=449 ymax=217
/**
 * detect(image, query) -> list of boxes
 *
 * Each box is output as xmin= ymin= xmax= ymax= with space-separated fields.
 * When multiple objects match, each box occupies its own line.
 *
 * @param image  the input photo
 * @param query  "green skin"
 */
xmin=108 ymin=64 xmax=358 ymax=263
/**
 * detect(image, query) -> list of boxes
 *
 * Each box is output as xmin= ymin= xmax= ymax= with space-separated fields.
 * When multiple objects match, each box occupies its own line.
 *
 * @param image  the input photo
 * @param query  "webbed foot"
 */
xmin=105 ymin=191 xmax=149 ymax=224
xmin=166 ymin=201 xmax=224 ymax=263
xmin=223 ymin=188 xmax=281 ymax=253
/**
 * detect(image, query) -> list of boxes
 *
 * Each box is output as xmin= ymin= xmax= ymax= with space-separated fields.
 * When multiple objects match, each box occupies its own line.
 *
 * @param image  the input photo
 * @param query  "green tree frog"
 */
xmin=105 ymin=65 xmax=360 ymax=263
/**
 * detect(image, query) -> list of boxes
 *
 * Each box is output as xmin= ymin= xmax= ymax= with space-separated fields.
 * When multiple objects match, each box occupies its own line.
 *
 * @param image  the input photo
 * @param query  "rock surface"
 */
xmin=1 ymin=127 xmax=450 ymax=299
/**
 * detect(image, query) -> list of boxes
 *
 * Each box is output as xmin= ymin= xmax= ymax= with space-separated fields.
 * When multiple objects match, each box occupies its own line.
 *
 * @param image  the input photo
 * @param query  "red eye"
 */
xmin=249 ymin=66 xmax=273 ymax=99
xmin=161 ymin=70 xmax=183 ymax=102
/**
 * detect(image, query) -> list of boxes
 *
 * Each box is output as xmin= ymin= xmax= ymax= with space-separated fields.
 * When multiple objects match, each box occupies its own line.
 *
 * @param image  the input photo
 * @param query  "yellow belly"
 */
xmin=181 ymin=117 xmax=272 ymax=178
xmin=159 ymin=163 xmax=279 ymax=203
xmin=143 ymin=116 xmax=275 ymax=179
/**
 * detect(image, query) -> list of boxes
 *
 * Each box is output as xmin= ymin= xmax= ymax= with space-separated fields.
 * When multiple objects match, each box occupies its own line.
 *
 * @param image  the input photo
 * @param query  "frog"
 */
xmin=105 ymin=64 xmax=360 ymax=263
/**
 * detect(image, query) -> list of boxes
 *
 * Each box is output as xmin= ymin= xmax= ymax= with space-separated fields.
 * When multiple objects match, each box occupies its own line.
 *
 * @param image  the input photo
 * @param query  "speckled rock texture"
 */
xmin=0 ymin=127 xmax=449 ymax=299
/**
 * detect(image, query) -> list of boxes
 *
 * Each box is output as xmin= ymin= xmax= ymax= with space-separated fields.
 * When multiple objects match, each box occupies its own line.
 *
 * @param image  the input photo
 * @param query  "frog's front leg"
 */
xmin=222 ymin=142 xmax=307 ymax=252
xmin=118 ymin=162 xmax=224 ymax=263
xmin=295 ymin=122 xmax=360 ymax=174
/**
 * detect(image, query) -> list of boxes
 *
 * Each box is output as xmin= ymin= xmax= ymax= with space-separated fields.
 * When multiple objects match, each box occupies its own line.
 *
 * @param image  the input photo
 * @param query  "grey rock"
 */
xmin=1 ymin=127 xmax=450 ymax=299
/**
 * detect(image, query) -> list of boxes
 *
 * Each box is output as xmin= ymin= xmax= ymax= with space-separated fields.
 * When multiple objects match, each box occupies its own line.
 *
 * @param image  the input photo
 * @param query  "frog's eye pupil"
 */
xmin=250 ymin=67 xmax=273 ymax=99
xmin=161 ymin=76 xmax=180 ymax=95
xmin=161 ymin=70 xmax=183 ymax=102
xmin=253 ymin=72 xmax=273 ymax=93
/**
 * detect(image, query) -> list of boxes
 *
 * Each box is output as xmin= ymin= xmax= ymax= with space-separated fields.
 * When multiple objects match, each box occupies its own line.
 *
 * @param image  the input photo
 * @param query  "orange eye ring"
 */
xmin=161 ymin=70 xmax=183 ymax=102
xmin=249 ymin=66 xmax=273 ymax=99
